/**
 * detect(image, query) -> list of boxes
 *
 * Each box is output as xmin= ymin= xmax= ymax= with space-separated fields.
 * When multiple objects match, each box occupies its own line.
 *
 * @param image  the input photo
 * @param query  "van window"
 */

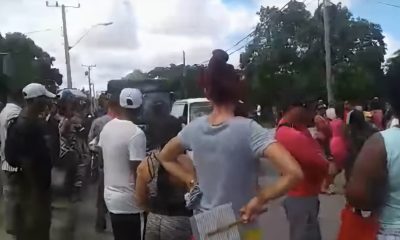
xmin=190 ymin=102 xmax=212 ymax=122
xmin=170 ymin=103 xmax=185 ymax=119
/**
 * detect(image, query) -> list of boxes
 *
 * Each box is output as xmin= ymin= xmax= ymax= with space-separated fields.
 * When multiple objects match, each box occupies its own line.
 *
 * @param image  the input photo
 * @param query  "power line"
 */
xmin=377 ymin=1 xmax=400 ymax=8
xmin=224 ymin=0 xmax=292 ymax=53
xmin=199 ymin=0 xmax=294 ymax=65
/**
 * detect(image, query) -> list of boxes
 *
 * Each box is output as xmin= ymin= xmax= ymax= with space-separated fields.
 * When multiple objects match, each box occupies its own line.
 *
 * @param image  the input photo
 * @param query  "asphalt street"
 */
xmin=0 ymin=160 xmax=346 ymax=240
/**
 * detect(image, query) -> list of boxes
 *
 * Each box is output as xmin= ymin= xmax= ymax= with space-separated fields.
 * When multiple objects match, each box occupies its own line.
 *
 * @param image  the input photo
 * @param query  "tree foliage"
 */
xmin=385 ymin=50 xmax=400 ymax=98
xmin=240 ymin=1 xmax=386 ymax=106
xmin=0 ymin=32 xmax=62 ymax=99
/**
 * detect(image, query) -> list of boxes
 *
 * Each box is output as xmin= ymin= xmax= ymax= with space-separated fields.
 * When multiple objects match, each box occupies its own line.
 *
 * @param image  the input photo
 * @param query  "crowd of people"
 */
xmin=0 ymin=48 xmax=399 ymax=240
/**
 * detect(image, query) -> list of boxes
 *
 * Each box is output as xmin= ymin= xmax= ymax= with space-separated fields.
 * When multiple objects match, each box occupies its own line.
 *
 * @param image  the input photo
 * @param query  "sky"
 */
xmin=0 ymin=0 xmax=399 ymax=91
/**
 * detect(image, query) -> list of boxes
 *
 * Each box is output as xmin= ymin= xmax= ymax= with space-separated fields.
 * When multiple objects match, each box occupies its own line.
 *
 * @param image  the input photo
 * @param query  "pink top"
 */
xmin=372 ymin=109 xmax=384 ymax=130
xmin=329 ymin=119 xmax=348 ymax=169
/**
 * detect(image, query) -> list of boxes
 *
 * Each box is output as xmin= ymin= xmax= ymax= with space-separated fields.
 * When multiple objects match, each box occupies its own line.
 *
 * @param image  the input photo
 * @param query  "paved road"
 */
xmin=0 ymin=161 xmax=345 ymax=240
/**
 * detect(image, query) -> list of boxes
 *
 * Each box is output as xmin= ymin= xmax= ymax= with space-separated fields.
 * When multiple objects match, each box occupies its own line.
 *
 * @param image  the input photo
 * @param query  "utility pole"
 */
xmin=323 ymin=0 xmax=334 ymax=104
xmin=182 ymin=51 xmax=187 ymax=98
xmin=46 ymin=1 xmax=80 ymax=89
xmin=82 ymin=64 xmax=96 ymax=113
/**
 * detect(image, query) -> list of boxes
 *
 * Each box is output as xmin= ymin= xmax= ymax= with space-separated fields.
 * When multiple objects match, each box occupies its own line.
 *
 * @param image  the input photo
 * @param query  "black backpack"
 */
xmin=4 ymin=117 xmax=22 ymax=168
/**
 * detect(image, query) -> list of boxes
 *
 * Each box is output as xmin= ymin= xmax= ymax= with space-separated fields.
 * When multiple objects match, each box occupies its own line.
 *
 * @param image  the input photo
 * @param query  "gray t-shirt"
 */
xmin=178 ymin=116 xmax=275 ymax=213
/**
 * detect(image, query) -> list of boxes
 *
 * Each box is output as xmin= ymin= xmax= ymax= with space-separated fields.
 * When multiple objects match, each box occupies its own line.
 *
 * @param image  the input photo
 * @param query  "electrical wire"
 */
xmin=376 ymin=1 xmax=400 ymax=8
xmin=199 ymin=0 xmax=294 ymax=65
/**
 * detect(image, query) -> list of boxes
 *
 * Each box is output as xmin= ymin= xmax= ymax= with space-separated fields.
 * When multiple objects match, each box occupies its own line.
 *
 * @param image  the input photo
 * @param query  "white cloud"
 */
xmin=0 ymin=0 xmax=257 ymax=91
xmin=384 ymin=32 xmax=400 ymax=59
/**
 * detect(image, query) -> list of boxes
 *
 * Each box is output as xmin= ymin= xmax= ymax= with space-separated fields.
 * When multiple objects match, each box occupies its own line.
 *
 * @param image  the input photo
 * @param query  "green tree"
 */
xmin=123 ymin=69 xmax=148 ymax=81
xmin=385 ymin=50 xmax=400 ymax=98
xmin=0 ymin=32 xmax=62 ymax=96
xmin=241 ymin=1 xmax=386 ymax=107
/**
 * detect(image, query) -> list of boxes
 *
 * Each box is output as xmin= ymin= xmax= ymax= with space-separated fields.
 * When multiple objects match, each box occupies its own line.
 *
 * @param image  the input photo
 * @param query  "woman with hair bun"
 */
xmin=156 ymin=49 xmax=303 ymax=238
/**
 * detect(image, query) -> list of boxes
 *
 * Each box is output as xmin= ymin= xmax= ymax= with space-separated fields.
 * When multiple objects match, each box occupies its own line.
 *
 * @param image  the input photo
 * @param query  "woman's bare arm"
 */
xmin=346 ymin=133 xmax=388 ymax=210
xmin=136 ymin=160 xmax=151 ymax=210
xmin=240 ymin=142 xmax=303 ymax=222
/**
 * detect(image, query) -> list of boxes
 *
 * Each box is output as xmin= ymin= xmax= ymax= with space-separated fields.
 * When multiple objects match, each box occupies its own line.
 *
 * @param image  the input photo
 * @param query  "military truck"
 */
xmin=107 ymin=79 xmax=175 ymax=150
xmin=107 ymin=79 xmax=174 ymax=121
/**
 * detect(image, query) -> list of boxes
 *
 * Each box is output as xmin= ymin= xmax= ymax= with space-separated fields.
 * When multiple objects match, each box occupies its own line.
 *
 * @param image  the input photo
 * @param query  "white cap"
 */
xmin=22 ymin=83 xmax=56 ymax=99
xmin=326 ymin=108 xmax=336 ymax=120
xmin=119 ymin=88 xmax=143 ymax=109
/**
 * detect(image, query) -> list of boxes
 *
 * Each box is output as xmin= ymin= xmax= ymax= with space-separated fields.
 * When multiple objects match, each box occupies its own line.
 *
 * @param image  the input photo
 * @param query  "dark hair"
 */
xmin=349 ymin=110 xmax=368 ymax=129
xmin=199 ymin=49 xmax=241 ymax=105
xmin=334 ymin=102 xmax=345 ymax=119
xmin=280 ymin=91 xmax=315 ymax=114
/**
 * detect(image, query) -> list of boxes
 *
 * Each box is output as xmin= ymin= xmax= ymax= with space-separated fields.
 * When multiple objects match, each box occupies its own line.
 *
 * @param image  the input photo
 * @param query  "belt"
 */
xmin=348 ymin=206 xmax=373 ymax=217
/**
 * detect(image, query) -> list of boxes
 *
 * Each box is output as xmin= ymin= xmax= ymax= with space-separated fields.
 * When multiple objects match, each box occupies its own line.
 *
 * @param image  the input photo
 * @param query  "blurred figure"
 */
xmin=276 ymin=97 xmax=333 ymax=240
xmin=45 ymin=102 xmax=60 ymax=165
xmin=314 ymin=101 xmax=332 ymax=155
xmin=345 ymin=78 xmax=400 ymax=239
xmin=345 ymin=110 xmax=377 ymax=181
xmin=58 ymin=91 xmax=84 ymax=201
xmin=343 ymin=100 xmax=353 ymax=125
xmin=98 ymin=88 xmax=146 ymax=240
xmin=5 ymin=83 xmax=55 ymax=240
xmin=147 ymin=102 xmax=181 ymax=151
xmin=88 ymin=96 xmax=115 ymax=232
xmin=324 ymin=106 xmax=348 ymax=194
xmin=136 ymin=102 xmax=193 ymax=240
xmin=0 ymin=89 xmax=24 ymax=236
xmin=370 ymin=97 xmax=384 ymax=130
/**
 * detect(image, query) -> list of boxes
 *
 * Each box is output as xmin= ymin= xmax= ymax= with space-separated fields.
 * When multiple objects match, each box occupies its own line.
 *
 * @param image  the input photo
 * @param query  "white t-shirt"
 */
xmin=98 ymin=118 xmax=146 ymax=214
xmin=390 ymin=118 xmax=399 ymax=128
xmin=0 ymin=103 xmax=22 ymax=172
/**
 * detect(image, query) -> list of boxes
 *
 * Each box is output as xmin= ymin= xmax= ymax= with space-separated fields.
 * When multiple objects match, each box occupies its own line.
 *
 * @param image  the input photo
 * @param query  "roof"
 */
xmin=174 ymin=98 xmax=209 ymax=104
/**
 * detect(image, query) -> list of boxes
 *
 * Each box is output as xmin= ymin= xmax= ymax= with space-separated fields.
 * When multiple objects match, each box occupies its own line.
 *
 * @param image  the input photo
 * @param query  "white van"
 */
xmin=170 ymin=98 xmax=212 ymax=125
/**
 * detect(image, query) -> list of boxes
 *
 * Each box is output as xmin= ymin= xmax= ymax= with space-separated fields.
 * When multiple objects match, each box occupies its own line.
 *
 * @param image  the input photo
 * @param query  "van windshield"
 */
xmin=170 ymin=103 xmax=186 ymax=119
xmin=190 ymin=102 xmax=212 ymax=122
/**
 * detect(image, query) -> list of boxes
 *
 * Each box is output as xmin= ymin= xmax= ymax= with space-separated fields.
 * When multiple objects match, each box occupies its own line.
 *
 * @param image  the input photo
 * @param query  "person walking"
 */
xmin=88 ymin=97 xmax=115 ymax=232
xmin=157 ymin=49 xmax=303 ymax=238
xmin=136 ymin=102 xmax=194 ymax=240
xmin=5 ymin=83 xmax=55 ymax=240
xmin=0 ymin=89 xmax=24 ymax=236
xmin=323 ymin=106 xmax=349 ymax=194
xmin=345 ymin=77 xmax=400 ymax=239
xmin=98 ymin=88 xmax=146 ymax=240
xmin=326 ymin=106 xmax=348 ymax=170
xmin=336 ymin=109 xmax=378 ymax=240
xmin=275 ymin=97 xmax=336 ymax=240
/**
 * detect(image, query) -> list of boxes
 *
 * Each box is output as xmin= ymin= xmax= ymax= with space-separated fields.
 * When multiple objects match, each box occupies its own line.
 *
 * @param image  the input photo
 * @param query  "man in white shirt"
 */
xmin=98 ymin=88 xmax=146 ymax=240
xmin=0 ymin=90 xmax=23 ymax=235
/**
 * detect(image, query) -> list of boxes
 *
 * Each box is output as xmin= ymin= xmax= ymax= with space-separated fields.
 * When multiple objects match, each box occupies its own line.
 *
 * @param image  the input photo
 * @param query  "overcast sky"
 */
xmin=1 ymin=0 xmax=399 ymax=91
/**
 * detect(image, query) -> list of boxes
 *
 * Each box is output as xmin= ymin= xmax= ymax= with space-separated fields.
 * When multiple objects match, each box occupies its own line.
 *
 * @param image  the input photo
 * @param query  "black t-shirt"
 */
xmin=6 ymin=116 xmax=52 ymax=193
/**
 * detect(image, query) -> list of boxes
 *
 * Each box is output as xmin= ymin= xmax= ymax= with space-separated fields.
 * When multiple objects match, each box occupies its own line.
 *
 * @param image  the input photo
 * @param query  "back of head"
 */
xmin=349 ymin=110 xmax=367 ymax=129
xmin=334 ymin=102 xmax=345 ymax=119
xmin=199 ymin=49 xmax=241 ymax=105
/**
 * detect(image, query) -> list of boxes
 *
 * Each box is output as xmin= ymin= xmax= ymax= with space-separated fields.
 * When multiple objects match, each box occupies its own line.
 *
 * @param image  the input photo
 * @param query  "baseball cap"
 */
xmin=119 ymin=88 xmax=143 ymax=109
xmin=22 ymin=83 xmax=56 ymax=99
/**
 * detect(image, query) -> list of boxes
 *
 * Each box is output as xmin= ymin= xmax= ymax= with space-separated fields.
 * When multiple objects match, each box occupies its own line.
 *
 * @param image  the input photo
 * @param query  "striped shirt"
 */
xmin=0 ymin=103 xmax=21 ymax=172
